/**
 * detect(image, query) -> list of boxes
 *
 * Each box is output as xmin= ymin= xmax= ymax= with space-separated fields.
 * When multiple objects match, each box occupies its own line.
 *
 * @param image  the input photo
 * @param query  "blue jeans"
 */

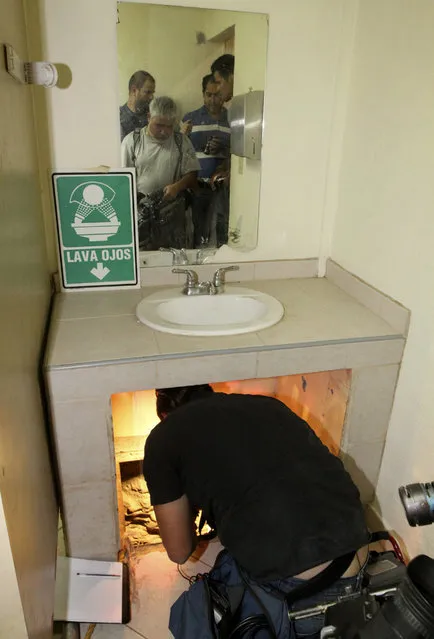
xmin=266 ymin=571 xmax=364 ymax=638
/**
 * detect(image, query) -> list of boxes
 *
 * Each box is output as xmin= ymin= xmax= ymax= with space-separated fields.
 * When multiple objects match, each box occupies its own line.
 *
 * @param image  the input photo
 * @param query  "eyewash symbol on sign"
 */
xmin=70 ymin=182 xmax=121 ymax=242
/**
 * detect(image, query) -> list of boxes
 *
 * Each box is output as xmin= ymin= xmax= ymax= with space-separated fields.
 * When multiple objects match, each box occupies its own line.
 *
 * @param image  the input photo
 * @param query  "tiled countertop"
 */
xmin=46 ymin=277 xmax=404 ymax=370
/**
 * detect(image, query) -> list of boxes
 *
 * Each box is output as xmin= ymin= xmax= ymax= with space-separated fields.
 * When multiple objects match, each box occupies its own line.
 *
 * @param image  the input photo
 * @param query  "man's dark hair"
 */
xmin=155 ymin=384 xmax=214 ymax=420
xmin=202 ymin=73 xmax=216 ymax=93
xmin=128 ymin=70 xmax=155 ymax=93
xmin=211 ymin=54 xmax=235 ymax=80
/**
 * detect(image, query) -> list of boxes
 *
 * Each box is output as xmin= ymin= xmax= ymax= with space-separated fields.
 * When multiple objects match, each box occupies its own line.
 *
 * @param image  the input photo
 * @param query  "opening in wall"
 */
xmin=111 ymin=370 xmax=351 ymax=555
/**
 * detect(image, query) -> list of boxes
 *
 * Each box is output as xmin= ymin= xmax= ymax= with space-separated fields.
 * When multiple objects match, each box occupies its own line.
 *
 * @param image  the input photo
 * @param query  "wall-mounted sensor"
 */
xmin=4 ymin=44 xmax=58 ymax=88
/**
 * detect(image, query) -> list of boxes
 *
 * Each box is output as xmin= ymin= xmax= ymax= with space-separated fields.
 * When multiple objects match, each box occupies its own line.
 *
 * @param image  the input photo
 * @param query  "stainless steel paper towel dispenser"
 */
xmin=229 ymin=90 xmax=264 ymax=161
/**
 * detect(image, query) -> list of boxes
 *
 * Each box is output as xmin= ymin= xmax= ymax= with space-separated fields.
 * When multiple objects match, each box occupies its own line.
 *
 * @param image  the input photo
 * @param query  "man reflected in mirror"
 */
xmin=121 ymin=96 xmax=200 ymax=250
xmin=120 ymin=70 xmax=156 ymax=141
xmin=181 ymin=74 xmax=231 ymax=247
xmin=211 ymin=54 xmax=235 ymax=104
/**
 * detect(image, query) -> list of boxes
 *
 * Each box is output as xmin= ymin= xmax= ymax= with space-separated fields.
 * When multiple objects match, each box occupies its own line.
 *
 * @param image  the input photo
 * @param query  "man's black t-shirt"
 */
xmin=143 ymin=393 xmax=370 ymax=582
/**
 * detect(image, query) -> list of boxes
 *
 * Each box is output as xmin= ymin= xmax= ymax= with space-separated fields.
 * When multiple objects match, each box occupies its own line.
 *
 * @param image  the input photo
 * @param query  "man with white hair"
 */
xmin=121 ymin=96 xmax=200 ymax=250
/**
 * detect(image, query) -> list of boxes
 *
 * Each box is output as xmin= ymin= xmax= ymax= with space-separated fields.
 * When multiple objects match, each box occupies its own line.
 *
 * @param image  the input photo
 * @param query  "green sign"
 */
xmin=52 ymin=171 xmax=139 ymax=290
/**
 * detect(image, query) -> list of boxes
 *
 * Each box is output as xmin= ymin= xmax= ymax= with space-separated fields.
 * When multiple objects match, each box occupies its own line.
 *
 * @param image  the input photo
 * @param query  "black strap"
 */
xmin=172 ymin=131 xmax=183 ymax=183
xmin=227 ymin=585 xmax=245 ymax=616
xmin=132 ymin=127 xmax=141 ymax=164
xmin=283 ymin=551 xmax=357 ymax=607
xmin=203 ymin=576 xmax=218 ymax=639
xmin=369 ymin=530 xmax=390 ymax=543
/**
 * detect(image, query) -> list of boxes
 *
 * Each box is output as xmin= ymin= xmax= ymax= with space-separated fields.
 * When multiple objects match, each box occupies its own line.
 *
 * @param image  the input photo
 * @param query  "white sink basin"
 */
xmin=136 ymin=287 xmax=284 ymax=336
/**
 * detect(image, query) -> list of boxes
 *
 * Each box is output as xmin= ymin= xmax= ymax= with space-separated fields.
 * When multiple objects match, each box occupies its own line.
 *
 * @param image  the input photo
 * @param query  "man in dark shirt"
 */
xmin=144 ymin=386 xmax=370 ymax=589
xmin=119 ymin=70 xmax=156 ymax=141
xmin=211 ymin=54 xmax=235 ymax=104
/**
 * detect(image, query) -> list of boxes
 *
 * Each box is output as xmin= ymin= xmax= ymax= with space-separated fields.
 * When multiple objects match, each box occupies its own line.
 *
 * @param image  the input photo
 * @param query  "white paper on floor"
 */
xmin=54 ymin=556 xmax=124 ymax=623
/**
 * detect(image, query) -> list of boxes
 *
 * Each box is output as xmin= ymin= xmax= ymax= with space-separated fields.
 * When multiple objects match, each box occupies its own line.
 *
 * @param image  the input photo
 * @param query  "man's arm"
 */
xmin=154 ymin=494 xmax=196 ymax=564
xmin=163 ymin=171 xmax=197 ymax=200
xmin=180 ymin=111 xmax=193 ymax=136
xmin=180 ymin=120 xmax=193 ymax=136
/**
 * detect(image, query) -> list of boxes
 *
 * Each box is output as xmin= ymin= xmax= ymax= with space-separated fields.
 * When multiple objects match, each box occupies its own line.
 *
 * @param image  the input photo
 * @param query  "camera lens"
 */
xmin=399 ymin=483 xmax=434 ymax=527
xmin=355 ymin=555 xmax=434 ymax=638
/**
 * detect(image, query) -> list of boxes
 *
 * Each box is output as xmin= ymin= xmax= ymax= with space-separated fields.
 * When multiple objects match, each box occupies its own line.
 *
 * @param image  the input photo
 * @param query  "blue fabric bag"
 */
xmin=169 ymin=550 xmax=290 ymax=639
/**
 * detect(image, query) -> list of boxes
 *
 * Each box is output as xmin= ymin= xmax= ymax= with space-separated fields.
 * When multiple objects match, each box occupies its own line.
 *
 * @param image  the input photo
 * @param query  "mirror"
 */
xmin=117 ymin=2 xmax=269 ymax=266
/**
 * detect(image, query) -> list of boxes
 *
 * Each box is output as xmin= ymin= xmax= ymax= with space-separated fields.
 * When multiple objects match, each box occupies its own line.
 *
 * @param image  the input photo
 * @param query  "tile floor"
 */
xmin=80 ymin=539 xmax=224 ymax=639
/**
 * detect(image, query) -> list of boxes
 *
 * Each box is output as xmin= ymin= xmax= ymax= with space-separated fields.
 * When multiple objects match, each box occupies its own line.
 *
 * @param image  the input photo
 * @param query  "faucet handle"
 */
xmin=172 ymin=268 xmax=199 ymax=290
xmin=160 ymin=247 xmax=188 ymax=265
xmin=159 ymin=247 xmax=177 ymax=266
xmin=178 ymin=249 xmax=189 ymax=265
xmin=213 ymin=265 xmax=240 ymax=288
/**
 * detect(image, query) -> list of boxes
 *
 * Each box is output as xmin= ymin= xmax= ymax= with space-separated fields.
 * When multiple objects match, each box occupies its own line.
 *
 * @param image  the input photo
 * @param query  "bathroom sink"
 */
xmin=136 ymin=287 xmax=284 ymax=336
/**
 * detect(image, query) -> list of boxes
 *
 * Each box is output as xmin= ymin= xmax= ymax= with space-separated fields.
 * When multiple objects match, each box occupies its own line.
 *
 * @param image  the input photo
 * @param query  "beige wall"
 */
xmin=25 ymin=0 xmax=58 ymax=274
xmin=40 ymin=0 xmax=351 ymax=262
xmin=0 ymin=497 xmax=27 ymax=638
xmin=0 ymin=0 xmax=58 ymax=636
xmin=118 ymin=4 xmax=221 ymax=116
xmin=117 ymin=3 xmax=151 ymax=104
xmin=332 ymin=0 xmax=434 ymax=558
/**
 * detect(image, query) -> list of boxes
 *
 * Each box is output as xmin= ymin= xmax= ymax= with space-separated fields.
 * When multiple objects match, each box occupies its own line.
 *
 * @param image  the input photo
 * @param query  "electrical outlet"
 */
xmin=4 ymin=44 xmax=26 ymax=83
xmin=238 ymin=156 xmax=244 ymax=175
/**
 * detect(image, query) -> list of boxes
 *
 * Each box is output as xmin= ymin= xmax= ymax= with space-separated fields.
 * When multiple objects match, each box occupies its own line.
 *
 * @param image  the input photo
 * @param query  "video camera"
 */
xmin=318 ymin=482 xmax=434 ymax=638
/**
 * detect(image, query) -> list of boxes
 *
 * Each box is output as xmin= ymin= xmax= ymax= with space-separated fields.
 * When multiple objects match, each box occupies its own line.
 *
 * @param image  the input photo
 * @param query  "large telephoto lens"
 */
xmin=399 ymin=483 xmax=434 ymax=527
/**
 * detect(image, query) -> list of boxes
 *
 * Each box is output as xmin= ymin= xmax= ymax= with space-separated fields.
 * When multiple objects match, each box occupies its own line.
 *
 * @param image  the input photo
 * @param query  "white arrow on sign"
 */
xmin=91 ymin=262 xmax=110 ymax=280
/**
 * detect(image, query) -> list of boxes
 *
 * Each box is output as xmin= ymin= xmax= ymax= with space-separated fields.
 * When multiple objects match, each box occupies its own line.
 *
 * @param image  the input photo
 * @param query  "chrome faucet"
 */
xmin=173 ymin=265 xmax=240 ymax=295
xmin=212 ymin=266 xmax=240 ymax=293
xmin=160 ymin=247 xmax=189 ymax=265
xmin=196 ymin=247 xmax=217 ymax=264
xmin=196 ymin=248 xmax=207 ymax=264
xmin=172 ymin=269 xmax=216 ymax=296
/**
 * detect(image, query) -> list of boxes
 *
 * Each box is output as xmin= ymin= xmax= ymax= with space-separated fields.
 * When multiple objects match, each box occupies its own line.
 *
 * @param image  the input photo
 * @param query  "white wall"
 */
xmin=0 ymin=0 xmax=58 ymax=636
xmin=39 ymin=0 xmax=352 ymax=262
xmin=332 ymin=0 xmax=434 ymax=557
